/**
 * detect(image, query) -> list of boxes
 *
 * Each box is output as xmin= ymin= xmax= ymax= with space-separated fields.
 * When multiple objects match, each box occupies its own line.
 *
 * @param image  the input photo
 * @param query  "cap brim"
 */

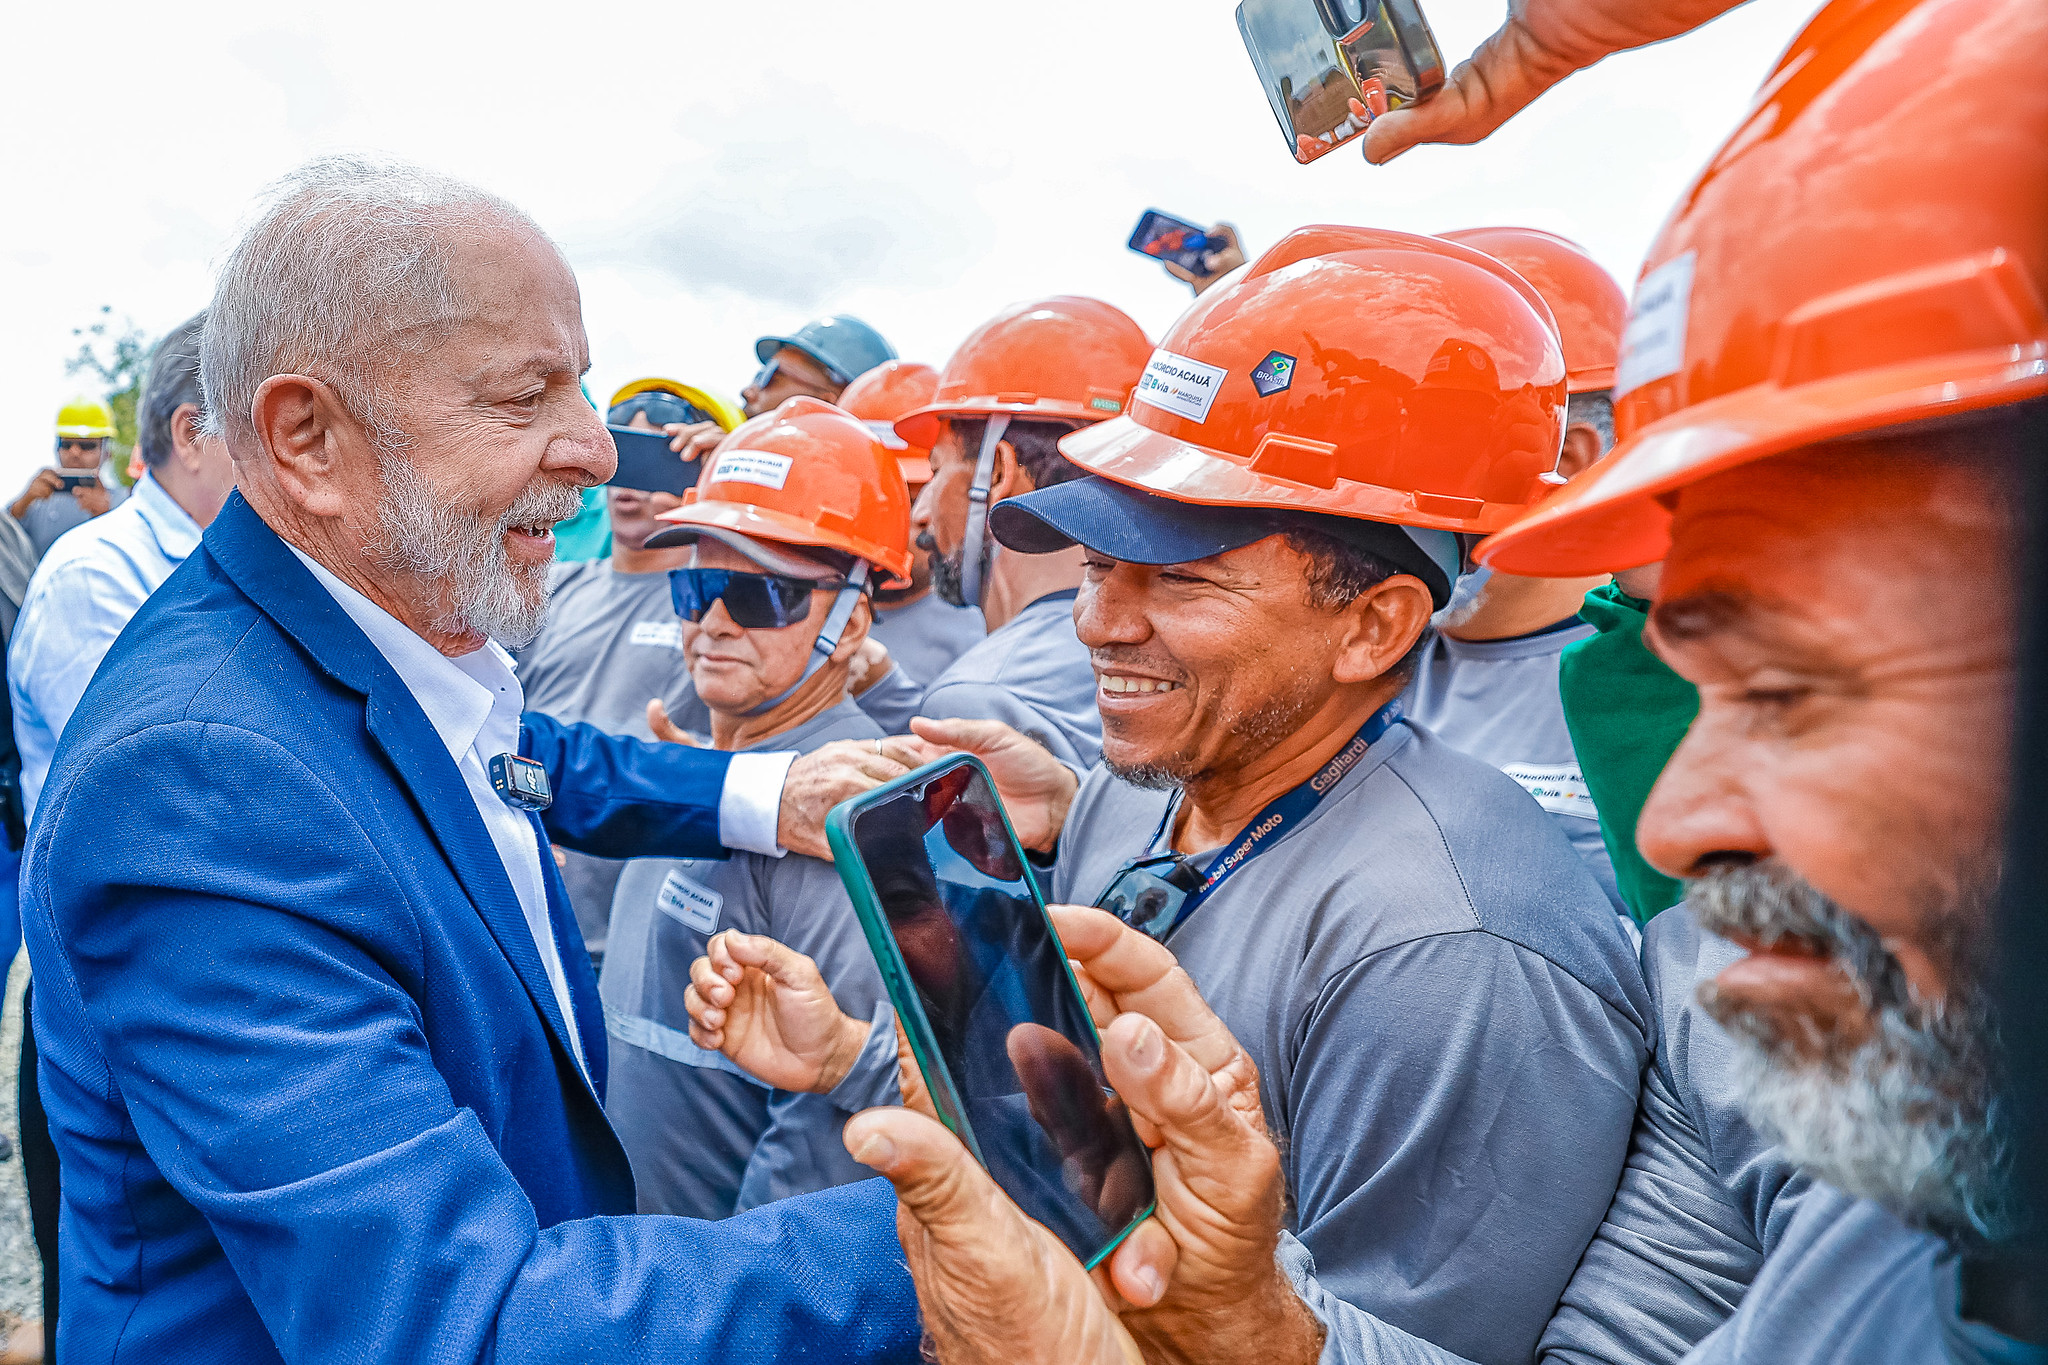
xmin=989 ymin=476 xmax=1285 ymax=563
xmin=755 ymin=335 xmax=846 ymax=385
xmin=1478 ymin=346 xmax=2048 ymax=576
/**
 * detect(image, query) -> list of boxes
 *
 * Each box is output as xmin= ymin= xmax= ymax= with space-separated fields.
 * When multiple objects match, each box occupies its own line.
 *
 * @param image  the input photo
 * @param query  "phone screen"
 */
xmin=846 ymin=760 xmax=1155 ymax=1263
xmin=607 ymin=425 xmax=703 ymax=497
xmin=1128 ymin=210 xmax=1211 ymax=272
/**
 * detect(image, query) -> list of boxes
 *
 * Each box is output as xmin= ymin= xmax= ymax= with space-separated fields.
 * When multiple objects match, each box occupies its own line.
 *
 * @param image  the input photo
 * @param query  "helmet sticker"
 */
xmin=1250 ymin=351 xmax=1296 ymax=397
xmin=709 ymin=450 xmax=795 ymax=491
xmin=1614 ymin=251 xmax=1696 ymax=397
xmin=1135 ymin=348 xmax=1228 ymax=423
xmin=1089 ymin=396 xmax=1123 ymax=412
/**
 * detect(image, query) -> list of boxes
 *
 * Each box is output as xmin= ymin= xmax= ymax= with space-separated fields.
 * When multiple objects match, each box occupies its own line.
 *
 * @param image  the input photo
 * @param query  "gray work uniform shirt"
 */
xmin=871 ymin=589 xmax=985 ymax=688
xmin=599 ymin=696 xmax=886 ymax=1219
xmin=918 ymin=589 xmax=1100 ymax=768
xmin=1403 ymin=623 xmax=1622 ymax=911
xmin=514 ymin=559 xmax=709 ymax=958
xmin=17 ymin=465 xmax=130 ymax=561
xmin=1047 ymin=721 xmax=1649 ymax=1365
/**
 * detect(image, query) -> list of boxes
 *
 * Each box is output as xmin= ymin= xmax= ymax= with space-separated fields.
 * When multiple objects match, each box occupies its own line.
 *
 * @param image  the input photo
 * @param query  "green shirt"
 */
xmin=1557 ymin=583 xmax=1699 ymax=924
xmin=552 ymin=485 xmax=611 ymax=563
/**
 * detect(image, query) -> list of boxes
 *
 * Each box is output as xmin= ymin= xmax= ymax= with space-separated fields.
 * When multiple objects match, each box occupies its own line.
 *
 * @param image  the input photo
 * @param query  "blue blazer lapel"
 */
xmin=202 ymin=495 xmax=595 ymax=1094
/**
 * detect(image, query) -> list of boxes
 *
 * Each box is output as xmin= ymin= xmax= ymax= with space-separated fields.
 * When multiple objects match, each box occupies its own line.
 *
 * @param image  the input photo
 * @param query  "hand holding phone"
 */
xmin=828 ymin=756 xmax=1156 ymax=1267
xmin=1237 ymin=0 xmax=1445 ymax=162
xmin=606 ymin=425 xmax=702 ymax=496
xmin=57 ymin=471 xmax=101 ymax=491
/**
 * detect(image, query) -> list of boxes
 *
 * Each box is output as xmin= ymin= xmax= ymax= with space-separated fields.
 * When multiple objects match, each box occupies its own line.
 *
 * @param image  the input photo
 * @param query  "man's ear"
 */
xmin=250 ymin=374 xmax=368 ymax=518
xmin=830 ymin=596 xmax=874 ymax=663
xmin=1331 ymin=574 xmax=1435 ymax=685
xmin=169 ymin=402 xmax=207 ymax=473
xmin=1557 ymin=423 xmax=1607 ymax=481
xmin=986 ymin=438 xmax=1031 ymax=503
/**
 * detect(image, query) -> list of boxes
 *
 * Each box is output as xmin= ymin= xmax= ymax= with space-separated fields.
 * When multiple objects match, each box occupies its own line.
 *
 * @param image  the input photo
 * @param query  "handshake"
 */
xmin=683 ymin=907 xmax=1328 ymax=1365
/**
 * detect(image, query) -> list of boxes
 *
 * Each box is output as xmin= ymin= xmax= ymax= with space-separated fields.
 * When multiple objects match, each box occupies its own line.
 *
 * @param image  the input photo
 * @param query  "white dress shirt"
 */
xmin=11 ymin=472 xmax=200 ymax=819
xmin=286 ymin=546 xmax=798 ymax=1076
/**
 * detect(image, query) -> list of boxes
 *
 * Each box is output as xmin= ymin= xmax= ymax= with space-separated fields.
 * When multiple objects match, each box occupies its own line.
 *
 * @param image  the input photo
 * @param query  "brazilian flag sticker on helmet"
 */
xmin=1250 ymin=351 xmax=1296 ymax=397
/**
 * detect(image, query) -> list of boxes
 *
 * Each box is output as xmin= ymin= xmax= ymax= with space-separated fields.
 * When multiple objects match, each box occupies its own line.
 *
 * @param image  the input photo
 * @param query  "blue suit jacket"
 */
xmin=20 ymin=495 xmax=919 ymax=1363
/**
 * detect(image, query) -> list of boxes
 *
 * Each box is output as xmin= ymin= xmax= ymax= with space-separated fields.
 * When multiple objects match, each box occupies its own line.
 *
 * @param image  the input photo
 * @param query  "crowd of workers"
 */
xmin=0 ymin=0 xmax=2041 ymax=1359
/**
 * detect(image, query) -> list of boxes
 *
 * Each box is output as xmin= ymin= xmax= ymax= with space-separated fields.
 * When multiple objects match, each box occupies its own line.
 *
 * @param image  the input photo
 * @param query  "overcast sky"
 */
xmin=0 ymin=0 xmax=1813 ymax=493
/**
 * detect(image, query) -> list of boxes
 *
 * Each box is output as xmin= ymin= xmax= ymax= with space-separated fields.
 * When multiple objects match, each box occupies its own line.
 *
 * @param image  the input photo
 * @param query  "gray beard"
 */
xmin=1688 ymin=863 xmax=2020 ymax=1245
xmin=368 ymin=455 xmax=583 ymax=648
xmin=1102 ymin=676 xmax=1322 ymax=793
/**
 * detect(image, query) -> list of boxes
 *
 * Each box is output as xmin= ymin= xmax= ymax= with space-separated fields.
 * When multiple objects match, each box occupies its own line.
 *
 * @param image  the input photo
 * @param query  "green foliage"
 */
xmin=65 ymin=306 xmax=157 ymax=487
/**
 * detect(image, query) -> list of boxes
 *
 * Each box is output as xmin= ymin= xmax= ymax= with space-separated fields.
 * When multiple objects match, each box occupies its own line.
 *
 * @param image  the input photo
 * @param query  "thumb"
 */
xmin=845 ymin=1106 xmax=1005 ymax=1241
xmin=908 ymin=714 xmax=1017 ymax=756
xmin=718 ymin=930 xmax=816 ymax=985
xmin=1100 ymin=1013 xmax=1251 ymax=1159
xmin=646 ymin=699 xmax=699 ymax=745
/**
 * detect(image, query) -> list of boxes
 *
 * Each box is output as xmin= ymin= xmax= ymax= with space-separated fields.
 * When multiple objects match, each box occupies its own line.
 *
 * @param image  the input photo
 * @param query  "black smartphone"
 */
xmin=607 ymin=425 xmax=702 ymax=497
xmin=1237 ymin=0 xmax=1445 ymax=163
xmin=1128 ymin=210 xmax=1215 ymax=273
xmin=56 ymin=471 xmax=100 ymax=491
xmin=828 ymin=756 xmax=1157 ymax=1267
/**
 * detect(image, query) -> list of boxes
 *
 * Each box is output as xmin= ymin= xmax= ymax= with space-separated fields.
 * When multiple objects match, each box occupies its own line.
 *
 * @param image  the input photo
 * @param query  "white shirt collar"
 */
xmin=283 ymin=544 xmax=521 ymax=766
xmin=130 ymin=471 xmax=204 ymax=562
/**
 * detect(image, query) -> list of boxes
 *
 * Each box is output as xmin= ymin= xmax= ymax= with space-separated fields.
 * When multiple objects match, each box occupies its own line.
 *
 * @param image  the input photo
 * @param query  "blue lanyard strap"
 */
xmin=1145 ymin=700 xmax=1402 ymax=926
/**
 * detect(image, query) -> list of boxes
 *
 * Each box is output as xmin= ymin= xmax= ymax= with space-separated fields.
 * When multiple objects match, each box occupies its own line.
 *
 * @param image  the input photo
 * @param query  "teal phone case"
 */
xmin=825 ymin=754 xmax=1155 ymax=1269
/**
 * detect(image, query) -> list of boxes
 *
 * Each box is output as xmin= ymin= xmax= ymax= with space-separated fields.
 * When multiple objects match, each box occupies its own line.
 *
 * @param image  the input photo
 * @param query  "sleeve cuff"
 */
xmin=827 ymin=1000 xmax=904 ymax=1115
xmin=719 ymin=750 xmax=797 ymax=858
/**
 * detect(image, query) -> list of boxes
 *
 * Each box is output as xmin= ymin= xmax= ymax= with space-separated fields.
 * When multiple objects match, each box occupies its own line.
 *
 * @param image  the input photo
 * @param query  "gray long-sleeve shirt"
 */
xmin=599 ymin=697 xmax=887 ymax=1218
xmin=870 ymin=588 xmax=985 ymax=688
xmin=918 ymin=589 xmax=1100 ymax=768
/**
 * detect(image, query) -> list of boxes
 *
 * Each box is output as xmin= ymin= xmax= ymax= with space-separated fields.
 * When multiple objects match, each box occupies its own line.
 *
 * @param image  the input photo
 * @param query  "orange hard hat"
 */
xmin=648 ymin=396 xmax=914 ymax=585
xmin=894 ymin=297 xmax=1152 ymax=449
xmin=840 ymin=360 xmax=941 ymax=486
xmin=1440 ymin=227 xmax=1626 ymax=393
xmin=1053 ymin=225 xmax=1568 ymax=536
xmin=1480 ymin=0 xmax=2048 ymax=577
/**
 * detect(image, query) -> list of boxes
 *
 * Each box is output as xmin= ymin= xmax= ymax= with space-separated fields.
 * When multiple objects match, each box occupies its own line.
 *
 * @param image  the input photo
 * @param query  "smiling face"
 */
xmin=348 ymin=223 xmax=610 ymax=646
xmin=1638 ymin=432 xmax=2020 ymax=1239
xmin=1075 ymin=532 xmax=1427 ymax=795
xmin=683 ymin=539 xmax=870 ymax=715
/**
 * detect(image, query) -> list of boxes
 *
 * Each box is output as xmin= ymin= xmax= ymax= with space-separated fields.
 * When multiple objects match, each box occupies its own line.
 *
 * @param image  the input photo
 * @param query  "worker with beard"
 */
xmin=891 ymin=297 xmax=1152 ymax=769
xmin=838 ymin=360 xmax=987 ymax=689
xmin=601 ymin=398 xmax=909 ymax=1218
xmin=683 ymin=227 xmax=1650 ymax=1365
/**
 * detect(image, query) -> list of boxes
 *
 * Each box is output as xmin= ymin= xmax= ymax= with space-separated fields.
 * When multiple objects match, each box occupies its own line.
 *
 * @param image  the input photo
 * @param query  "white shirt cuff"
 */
xmin=718 ymin=750 xmax=796 ymax=857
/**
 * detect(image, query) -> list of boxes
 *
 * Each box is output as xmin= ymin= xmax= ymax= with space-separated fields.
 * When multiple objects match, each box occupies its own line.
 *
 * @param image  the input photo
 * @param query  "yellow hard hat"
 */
xmin=56 ymin=396 xmax=117 ymax=440
xmin=607 ymin=378 xmax=745 ymax=434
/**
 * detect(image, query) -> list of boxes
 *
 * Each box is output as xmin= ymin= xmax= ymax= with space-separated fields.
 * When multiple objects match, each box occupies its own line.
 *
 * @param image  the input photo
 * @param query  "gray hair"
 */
xmin=1566 ymin=389 xmax=1615 ymax=453
xmin=138 ymin=311 xmax=208 ymax=469
xmin=199 ymin=154 xmax=543 ymax=452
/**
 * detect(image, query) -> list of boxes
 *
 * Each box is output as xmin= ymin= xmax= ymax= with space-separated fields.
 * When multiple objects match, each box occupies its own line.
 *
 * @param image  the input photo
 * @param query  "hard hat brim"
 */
xmin=894 ymin=398 xmax=1117 ymax=451
xmin=610 ymin=378 xmax=745 ymax=433
xmin=1477 ymin=343 xmax=2048 ymax=577
xmin=54 ymin=426 xmax=117 ymax=440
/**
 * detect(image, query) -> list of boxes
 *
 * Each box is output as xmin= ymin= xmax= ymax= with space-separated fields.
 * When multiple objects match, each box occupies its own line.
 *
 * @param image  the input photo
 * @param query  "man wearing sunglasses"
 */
xmin=666 ymin=314 xmax=897 ymax=467
xmin=14 ymin=396 xmax=129 ymax=559
xmin=600 ymin=396 xmax=912 ymax=1221
xmin=688 ymin=230 xmax=1649 ymax=1365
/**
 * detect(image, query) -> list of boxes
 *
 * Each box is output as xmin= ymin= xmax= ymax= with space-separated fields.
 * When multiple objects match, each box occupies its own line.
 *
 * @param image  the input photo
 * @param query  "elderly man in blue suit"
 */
xmin=17 ymin=155 xmax=1207 ymax=1364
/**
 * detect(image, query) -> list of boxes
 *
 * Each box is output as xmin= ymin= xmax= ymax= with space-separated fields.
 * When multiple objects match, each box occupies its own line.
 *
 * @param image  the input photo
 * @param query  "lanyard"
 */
xmin=1141 ymin=700 xmax=1402 ymax=933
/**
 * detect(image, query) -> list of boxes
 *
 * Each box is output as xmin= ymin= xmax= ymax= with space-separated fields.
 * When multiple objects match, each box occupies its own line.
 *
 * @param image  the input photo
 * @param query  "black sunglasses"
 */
xmin=1094 ymin=852 xmax=1207 ymax=940
xmin=57 ymin=438 xmax=105 ymax=453
xmin=669 ymin=567 xmax=858 ymax=630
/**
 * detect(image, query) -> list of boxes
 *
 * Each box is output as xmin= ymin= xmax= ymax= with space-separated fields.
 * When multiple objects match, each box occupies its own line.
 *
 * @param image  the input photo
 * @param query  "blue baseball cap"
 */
xmin=988 ymin=476 xmax=1462 ymax=607
xmin=754 ymin=315 xmax=897 ymax=388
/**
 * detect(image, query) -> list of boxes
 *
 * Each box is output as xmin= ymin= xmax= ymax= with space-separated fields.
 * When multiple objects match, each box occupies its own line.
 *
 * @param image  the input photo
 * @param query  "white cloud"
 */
xmin=0 ymin=0 xmax=1815 ymax=493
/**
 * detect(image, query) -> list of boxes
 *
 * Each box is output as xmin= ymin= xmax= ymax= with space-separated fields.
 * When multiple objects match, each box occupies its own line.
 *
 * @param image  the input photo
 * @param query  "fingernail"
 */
xmin=1128 ymin=1017 xmax=1163 ymax=1072
xmin=1134 ymin=1264 xmax=1165 ymax=1305
xmin=850 ymin=1131 xmax=896 ymax=1168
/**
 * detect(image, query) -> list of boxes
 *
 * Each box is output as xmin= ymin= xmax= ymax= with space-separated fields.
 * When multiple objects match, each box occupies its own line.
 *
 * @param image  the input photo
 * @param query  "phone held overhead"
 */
xmin=827 ymin=755 xmax=1156 ymax=1267
xmin=1127 ymin=210 xmax=1218 ymax=273
xmin=1237 ymin=0 xmax=1444 ymax=162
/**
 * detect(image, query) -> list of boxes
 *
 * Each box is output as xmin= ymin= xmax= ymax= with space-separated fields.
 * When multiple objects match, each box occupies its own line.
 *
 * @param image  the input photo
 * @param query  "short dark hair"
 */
xmin=1567 ymin=389 xmax=1615 ymax=453
xmin=1281 ymin=523 xmax=1433 ymax=682
xmin=139 ymin=311 xmax=209 ymax=469
xmin=946 ymin=416 xmax=1088 ymax=492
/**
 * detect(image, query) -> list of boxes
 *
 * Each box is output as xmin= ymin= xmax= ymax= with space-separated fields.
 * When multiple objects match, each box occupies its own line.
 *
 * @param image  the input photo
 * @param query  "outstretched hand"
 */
xmin=1359 ymin=0 xmax=1746 ymax=164
xmin=888 ymin=716 xmax=1079 ymax=852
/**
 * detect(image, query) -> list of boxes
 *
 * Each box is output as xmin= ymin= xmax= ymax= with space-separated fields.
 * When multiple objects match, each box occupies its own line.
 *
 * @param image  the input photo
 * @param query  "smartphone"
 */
xmin=827 ymin=756 xmax=1156 ymax=1267
xmin=56 ymin=471 xmax=100 ymax=491
xmin=607 ymin=425 xmax=702 ymax=497
xmin=1236 ymin=0 xmax=1445 ymax=163
xmin=1128 ymin=210 xmax=1214 ymax=273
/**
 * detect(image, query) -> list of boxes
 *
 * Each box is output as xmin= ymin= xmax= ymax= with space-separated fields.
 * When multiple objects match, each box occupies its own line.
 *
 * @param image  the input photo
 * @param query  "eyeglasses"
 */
xmin=669 ymin=567 xmax=857 ymax=630
xmin=1094 ymin=852 xmax=1207 ymax=940
xmin=57 ymin=439 xmax=105 ymax=454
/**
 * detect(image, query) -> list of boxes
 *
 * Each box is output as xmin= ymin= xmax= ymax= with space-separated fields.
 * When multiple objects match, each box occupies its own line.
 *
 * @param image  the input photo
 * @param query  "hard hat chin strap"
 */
xmin=742 ymin=561 xmax=871 ymax=717
xmin=958 ymin=414 xmax=1011 ymax=610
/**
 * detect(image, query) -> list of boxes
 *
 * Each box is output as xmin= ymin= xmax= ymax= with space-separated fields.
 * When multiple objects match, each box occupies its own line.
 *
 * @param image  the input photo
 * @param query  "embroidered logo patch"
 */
xmin=1249 ymin=351 xmax=1296 ymax=397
